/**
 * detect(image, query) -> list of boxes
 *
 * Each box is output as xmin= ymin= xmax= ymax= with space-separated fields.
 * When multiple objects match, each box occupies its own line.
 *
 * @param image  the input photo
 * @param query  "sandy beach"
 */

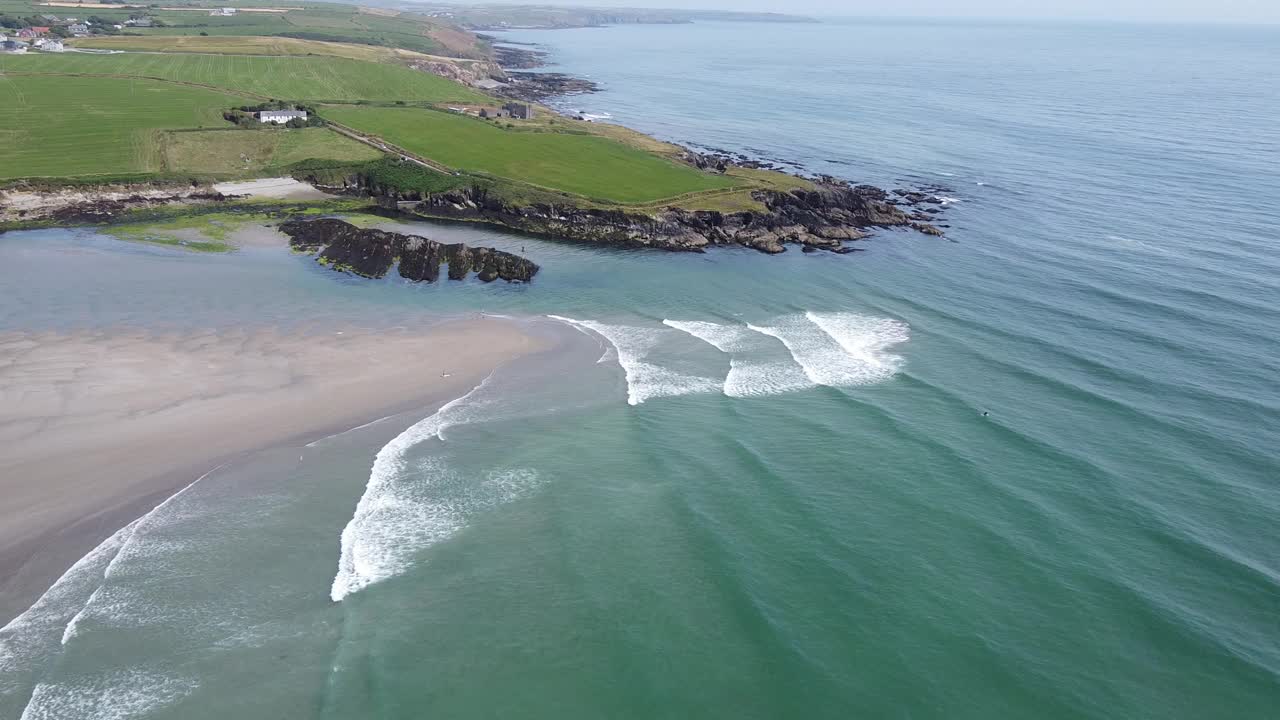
xmin=0 ymin=319 xmax=543 ymax=624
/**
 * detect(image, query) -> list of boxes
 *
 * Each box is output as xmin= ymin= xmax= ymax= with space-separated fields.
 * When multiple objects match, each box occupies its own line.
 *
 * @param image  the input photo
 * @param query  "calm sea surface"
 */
xmin=2 ymin=19 xmax=1278 ymax=719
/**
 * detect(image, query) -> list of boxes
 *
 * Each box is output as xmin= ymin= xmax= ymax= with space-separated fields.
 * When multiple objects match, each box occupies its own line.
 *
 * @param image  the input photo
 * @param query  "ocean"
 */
xmin=2 ymin=18 xmax=1279 ymax=719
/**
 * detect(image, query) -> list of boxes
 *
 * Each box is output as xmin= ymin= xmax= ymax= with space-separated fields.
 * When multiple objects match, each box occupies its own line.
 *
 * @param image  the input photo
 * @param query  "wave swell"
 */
xmin=552 ymin=312 xmax=909 ymax=404
xmin=547 ymin=315 xmax=721 ymax=405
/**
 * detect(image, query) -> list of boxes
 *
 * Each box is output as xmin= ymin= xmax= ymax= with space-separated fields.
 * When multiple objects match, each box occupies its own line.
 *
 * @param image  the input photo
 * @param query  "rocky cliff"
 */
xmin=411 ymin=179 xmax=943 ymax=254
xmin=280 ymin=218 xmax=538 ymax=283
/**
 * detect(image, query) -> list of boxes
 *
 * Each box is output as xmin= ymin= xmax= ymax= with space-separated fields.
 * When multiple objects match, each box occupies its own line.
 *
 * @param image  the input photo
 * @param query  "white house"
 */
xmin=257 ymin=110 xmax=308 ymax=124
xmin=0 ymin=33 xmax=8 ymax=43
xmin=38 ymin=39 xmax=65 ymax=52
xmin=210 ymin=7 xmax=237 ymax=16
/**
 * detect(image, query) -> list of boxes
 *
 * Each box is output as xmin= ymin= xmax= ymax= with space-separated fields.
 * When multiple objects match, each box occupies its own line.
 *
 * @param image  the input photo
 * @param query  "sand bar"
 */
xmin=0 ymin=319 xmax=543 ymax=623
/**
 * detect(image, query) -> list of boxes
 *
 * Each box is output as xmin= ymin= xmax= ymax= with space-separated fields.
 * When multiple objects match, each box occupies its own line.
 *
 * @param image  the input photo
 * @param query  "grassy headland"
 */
xmin=0 ymin=0 xmax=824 ymax=231
xmin=322 ymin=105 xmax=737 ymax=204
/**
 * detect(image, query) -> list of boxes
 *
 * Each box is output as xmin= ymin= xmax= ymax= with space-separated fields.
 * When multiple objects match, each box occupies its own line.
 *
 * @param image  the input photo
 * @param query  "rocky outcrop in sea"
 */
xmin=280 ymin=218 xmax=539 ymax=283
xmin=411 ymin=179 xmax=943 ymax=254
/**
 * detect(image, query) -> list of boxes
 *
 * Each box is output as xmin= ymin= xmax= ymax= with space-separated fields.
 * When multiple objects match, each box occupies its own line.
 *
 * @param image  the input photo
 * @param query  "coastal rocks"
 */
xmin=405 ymin=58 xmax=506 ymax=89
xmin=499 ymin=71 xmax=600 ymax=102
xmin=279 ymin=218 xmax=538 ymax=283
xmin=680 ymin=149 xmax=779 ymax=173
xmin=681 ymin=150 xmax=730 ymax=174
xmin=0 ymin=185 xmax=230 ymax=225
xmin=488 ymin=43 xmax=548 ymax=70
xmin=411 ymin=178 xmax=942 ymax=254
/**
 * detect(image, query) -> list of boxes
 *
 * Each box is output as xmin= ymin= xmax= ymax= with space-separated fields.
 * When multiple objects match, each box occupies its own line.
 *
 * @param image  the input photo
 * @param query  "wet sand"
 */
xmin=0 ymin=319 xmax=543 ymax=623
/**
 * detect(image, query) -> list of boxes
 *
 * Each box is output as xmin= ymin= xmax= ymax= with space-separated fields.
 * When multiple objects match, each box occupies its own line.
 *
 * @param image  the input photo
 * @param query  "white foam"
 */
xmin=305 ymin=412 xmax=400 ymax=448
xmin=548 ymin=316 xmax=720 ymax=405
xmin=56 ymin=465 xmax=222 ymax=646
xmin=19 ymin=669 xmax=195 ymax=720
xmin=2 ymin=466 xmax=220 ymax=716
xmin=331 ymin=380 xmax=493 ymax=602
xmin=663 ymin=319 xmax=812 ymax=398
xmin=747 ymin=312 xmax=908 ymax=388
xmin=0 ymin=520 xmax=139 ymax=710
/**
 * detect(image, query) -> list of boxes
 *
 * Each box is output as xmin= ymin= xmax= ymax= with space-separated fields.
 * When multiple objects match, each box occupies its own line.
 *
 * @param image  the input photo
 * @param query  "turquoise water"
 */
xmin=3 ymin=19 xmax=1280 ymax=719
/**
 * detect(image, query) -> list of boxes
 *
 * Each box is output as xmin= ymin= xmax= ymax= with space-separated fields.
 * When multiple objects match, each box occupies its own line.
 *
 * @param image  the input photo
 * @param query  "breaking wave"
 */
xmin=331 ymin=380 xmax=490 ymax=601
xmin=662 ymin=319 xmax=812 ymax=397
xmin=550 ymin=312 xmax=908 ymax=404
xmin=18 ymin=669 xmax=195 ymax=720
xmin=747 ymin=312 xmax=909 ymax=388
xmin=330 ymin=378 xmax=545 ymax=602
xmin=1 ymin=466 xmax=220 ymax=719
xmin=547 ymin=316 xmax=721 ymax=405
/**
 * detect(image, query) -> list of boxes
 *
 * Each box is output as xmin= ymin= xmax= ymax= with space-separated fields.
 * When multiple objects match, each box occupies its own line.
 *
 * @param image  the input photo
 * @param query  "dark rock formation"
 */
xmin=279 ymin=218 xmax=538 ymax=283
xmin=500 ymin=71 xmax=599 ymax=102
xmin=412 ymin=178 xmax=942 ymax=254
xmin=40 ymin=193 xmax=229 ymax=225
xmin=488 ymin=43 xmax=548 ymax=69
xmin=680 ymin=149 xmax=779 ymax=173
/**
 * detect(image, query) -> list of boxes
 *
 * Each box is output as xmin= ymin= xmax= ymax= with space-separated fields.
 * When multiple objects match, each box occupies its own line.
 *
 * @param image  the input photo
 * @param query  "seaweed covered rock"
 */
xmin=279 ymin=218 xmax=538 ymax=283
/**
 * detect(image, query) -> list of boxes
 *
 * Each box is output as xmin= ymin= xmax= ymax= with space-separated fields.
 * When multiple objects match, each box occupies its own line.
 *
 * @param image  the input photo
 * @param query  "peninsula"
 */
xmin=0 ymin=1 xmax=944 ymax=261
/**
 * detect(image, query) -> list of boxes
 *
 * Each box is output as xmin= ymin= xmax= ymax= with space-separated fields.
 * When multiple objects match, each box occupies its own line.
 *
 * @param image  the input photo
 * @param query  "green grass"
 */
xmin=322 ymin=106 xmax=738 ymax=204
xmin=0 ymin=74 xmax=249 ymax=180
xmin=0 ymin=52 xmax=487 ymax=103
xmin=162 ymin=127 xmax=382 ymax=176
xmin=67 ymin=34 xmax=444 ymax=64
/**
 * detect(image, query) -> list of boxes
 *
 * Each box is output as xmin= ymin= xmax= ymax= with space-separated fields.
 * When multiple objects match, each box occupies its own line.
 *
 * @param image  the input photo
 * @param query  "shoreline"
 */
xmin=0 ymin=317 xmax=548 ymax=624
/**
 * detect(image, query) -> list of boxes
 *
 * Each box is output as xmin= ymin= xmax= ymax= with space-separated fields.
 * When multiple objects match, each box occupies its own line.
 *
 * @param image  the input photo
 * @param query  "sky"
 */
xmin=468 ymin=0 xmax=1280 ymax=24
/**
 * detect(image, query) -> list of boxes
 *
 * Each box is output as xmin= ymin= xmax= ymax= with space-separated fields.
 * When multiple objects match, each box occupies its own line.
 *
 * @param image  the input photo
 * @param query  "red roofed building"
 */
xmin=17 ymin=27 xmax=50 ymax=39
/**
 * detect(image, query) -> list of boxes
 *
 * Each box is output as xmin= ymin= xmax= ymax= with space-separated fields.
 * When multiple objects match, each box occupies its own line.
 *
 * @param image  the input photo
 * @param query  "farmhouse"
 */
xmin=480 ymin=103 xmax=534 ymax=121
xmin=68 ymin=23 xmax=89 ymax=34
xmin=210 ymin=8 xmax=237 ymax=16
xmin=37 ymin=39 xmax=65 ymax=52
xmin=257 ymin=109 xmax=308 ymax=124
xmin=503 ymin=102 xmax=532 ymax=120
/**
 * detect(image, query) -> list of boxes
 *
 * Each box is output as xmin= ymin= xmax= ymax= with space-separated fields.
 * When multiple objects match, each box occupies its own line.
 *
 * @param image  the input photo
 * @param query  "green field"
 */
xmin=323 ymin=106 xmax=738 ymax=204
xmin=0 ymin=74 xmax=248 ymax=180
xmin=162 ymin=127 xmax=382 ymax=175
xmin=65 ymin=35 xmax=444 ymax=64
xmin=0 ymin=53 xmax=487 ymax=103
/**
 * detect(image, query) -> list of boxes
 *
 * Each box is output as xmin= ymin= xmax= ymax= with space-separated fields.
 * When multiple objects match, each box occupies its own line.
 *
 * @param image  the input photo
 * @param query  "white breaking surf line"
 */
xmin=662 ymin=319 xmax=813 ymax=398
xmin=330 ymin=376 xmax=494 ymax=602
xmin=58 ymin=463 xmax=228 ymax=646
xmin=548 ymin=315 xmax=719 ymax=405
xmin=3 ymin=463 xmax=225 ymax=720
xmin=746 ymin=312 xmax=908 ymax=388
